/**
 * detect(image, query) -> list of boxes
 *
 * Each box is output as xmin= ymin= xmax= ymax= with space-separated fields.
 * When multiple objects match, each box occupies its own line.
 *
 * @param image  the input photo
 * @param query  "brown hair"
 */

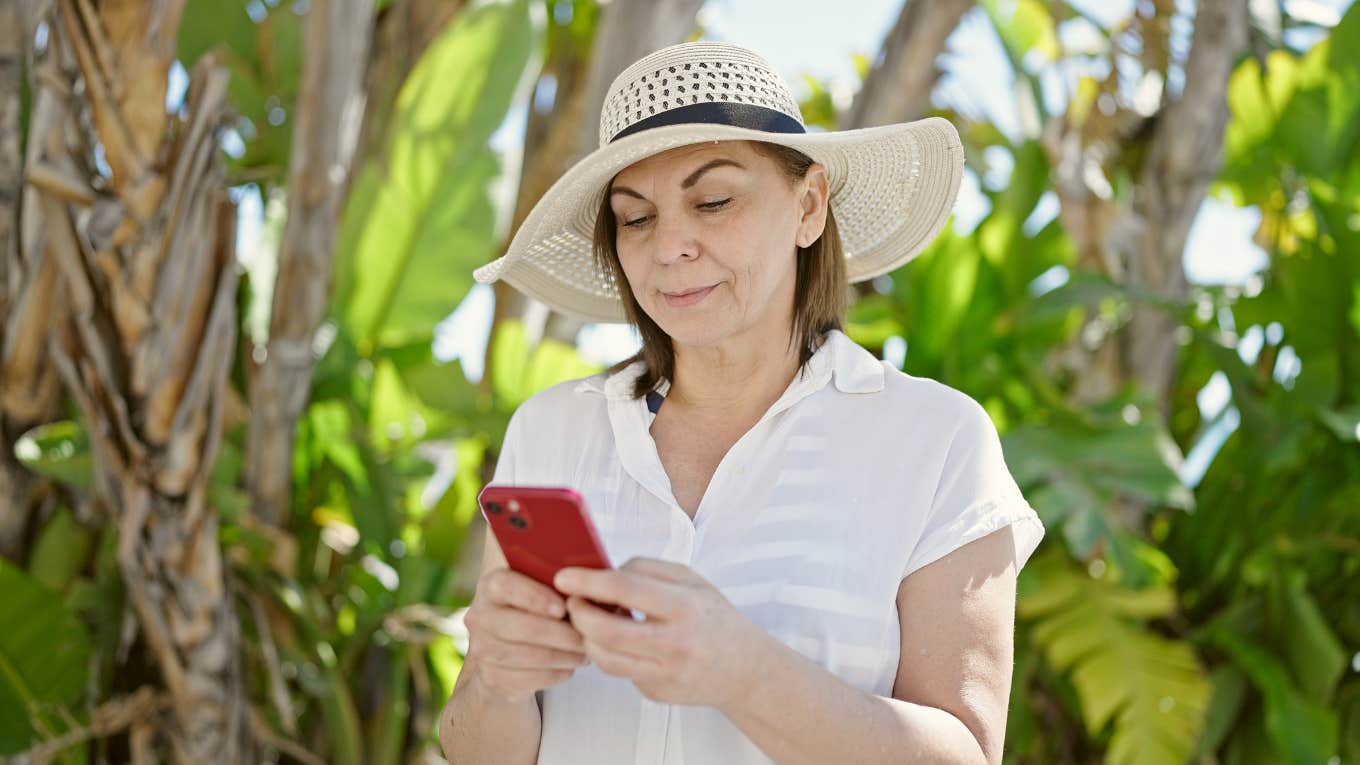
xmin=591 ymin=140 xmax=847 ymax=400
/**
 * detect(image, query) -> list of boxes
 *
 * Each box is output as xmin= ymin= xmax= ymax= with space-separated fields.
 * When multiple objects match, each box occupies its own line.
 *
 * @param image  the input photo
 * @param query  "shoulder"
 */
xmin=876 ymin=365 xmax=995 ymax=440
xmin=505 ymin=370 xmax=612 ymax=431
xmin=879 ymin=372 xmax=1014 ymax=496
xmin=822 ymin=329 xmax=986 ymax=433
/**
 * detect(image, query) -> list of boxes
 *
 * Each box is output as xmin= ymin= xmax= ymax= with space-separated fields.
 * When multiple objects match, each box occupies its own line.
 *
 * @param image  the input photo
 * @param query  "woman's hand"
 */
xmin=553 ymin=557 xmax=770 ymax=708
xmin=462 ymin=567 xmax=589 ymax=704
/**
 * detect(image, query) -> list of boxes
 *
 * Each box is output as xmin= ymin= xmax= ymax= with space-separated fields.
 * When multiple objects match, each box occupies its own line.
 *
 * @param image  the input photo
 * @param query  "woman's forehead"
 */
xmin=613 ymin=141 xmax=762 ymax=185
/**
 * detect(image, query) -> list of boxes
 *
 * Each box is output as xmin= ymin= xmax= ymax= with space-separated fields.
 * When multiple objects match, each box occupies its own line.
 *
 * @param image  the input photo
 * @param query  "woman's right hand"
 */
xmin=463 ymin=567 xmax=589 ymax=704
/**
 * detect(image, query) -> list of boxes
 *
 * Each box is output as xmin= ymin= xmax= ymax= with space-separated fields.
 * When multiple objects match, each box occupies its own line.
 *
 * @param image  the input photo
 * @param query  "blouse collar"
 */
xmin=572 ymin=328 xmax=885 ymax=399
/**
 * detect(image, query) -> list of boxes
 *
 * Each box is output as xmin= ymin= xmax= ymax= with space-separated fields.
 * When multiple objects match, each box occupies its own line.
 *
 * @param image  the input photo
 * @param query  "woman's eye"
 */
xmin=620 ymin=199 xmax=730 ymax=229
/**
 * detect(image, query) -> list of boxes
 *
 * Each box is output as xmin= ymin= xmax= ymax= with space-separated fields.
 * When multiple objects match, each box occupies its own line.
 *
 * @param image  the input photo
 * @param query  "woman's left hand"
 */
xmin=553 ymin=557 xmax=769 ymax=708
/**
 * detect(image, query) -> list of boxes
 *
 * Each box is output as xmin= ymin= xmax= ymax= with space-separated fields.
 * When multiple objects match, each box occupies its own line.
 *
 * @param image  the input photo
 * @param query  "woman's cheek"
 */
xmin=617 ymin=251 xmax=647 ymax=288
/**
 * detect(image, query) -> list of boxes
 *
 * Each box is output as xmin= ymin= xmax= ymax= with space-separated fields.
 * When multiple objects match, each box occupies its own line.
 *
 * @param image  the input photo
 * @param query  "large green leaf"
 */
xmin=423 ymin=438 xmax=488 ymax=565
xmin=1195 ymin=665 xmax=1250 ymax=758
xmin=1220 ymin=4 xmax=1360 ymax=204
xmin=1005 ymin=418 xmax=1192 ymax=509
xmin=0 ymin=560 xmax=93 ymax=755
xmin=1009 ymin=268 xmax=1186 ymax=331
xmin=978 ymin=140 xmax=1051 ymax=295
xmin=489 ymin=319 xmax=602 ymax=410
xmin=886 ymin=225 xmax=979 ymax=368
xmin=309 ymin=400 xmax=370 ymax=494
xmin=1220 ymin=53 xmax=1294 ymax=205
xmin=26 ymin=508 xmax=94 ymax=593
xmin=845 ymin=294 xmax=905 ymax=349
xmin=1002 ymin=413 xmax=1193 ymax=573
xmin=376 ymin=339 xmax=508 ymax=443
xmin=1019 ymin=550 xmax=1210 ymax=765
xmin=1271 ymin=568 xmax=1347 ymax=702
xmin=1272 ymin=5 xmax=1360 ymax=179
xmin=369 ymin=356 xmax=447 ymax=452
xmin=330 ymin=0 xmax=539 ymax=352
xmin=1212 ymin=629 xmax=1339 ymax=765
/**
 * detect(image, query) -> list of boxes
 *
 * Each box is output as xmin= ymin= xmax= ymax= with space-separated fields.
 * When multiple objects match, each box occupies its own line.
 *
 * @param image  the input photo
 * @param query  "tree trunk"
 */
xmin=1121 ymin=0 xmax=1247 ymax=416
xmin=32 ymin=0 xmax=253 ymax=758
xmin=0 ymin=0 xmax=21 ymax=305
xmin=246 ymin=0 xmax=375 ymax=526
xmin=1045 ymin=0 xmax=1247 ymax=416
xmin=842 ymin=0 xmax=975 ymax=130
xmin=1041 ymin=0 xmax=1247 ymax=535
xmin=1 ymin=0 xmax=66 ymax=558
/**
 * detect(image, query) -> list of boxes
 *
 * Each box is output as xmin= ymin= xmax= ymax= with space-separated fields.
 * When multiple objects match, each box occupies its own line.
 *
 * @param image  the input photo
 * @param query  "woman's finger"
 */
xmin=479 ymin=642 xmax=588 ymax=671
xmin=482 ymin=604 xmax=586 ymax=653
xmin=484 ymin=569 xmax=567 ymax=619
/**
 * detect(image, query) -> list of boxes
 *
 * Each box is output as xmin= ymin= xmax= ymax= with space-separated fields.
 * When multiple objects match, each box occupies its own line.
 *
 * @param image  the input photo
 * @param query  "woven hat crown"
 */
xmin=598 ymin=42 xmax=806 ymax=148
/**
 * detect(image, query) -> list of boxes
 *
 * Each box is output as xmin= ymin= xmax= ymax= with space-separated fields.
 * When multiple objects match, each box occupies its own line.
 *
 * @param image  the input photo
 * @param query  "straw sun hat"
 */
xmin=472 ymin=41 xmax=965 ymax=324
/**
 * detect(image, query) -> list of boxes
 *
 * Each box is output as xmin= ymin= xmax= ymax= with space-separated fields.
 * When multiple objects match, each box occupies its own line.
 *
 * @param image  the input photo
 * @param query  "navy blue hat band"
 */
xmin=608 ymin=102 xmax=806 ymax=144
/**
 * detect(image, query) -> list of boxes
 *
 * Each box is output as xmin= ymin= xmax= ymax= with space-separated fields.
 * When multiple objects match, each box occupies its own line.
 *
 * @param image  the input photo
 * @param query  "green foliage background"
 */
xmin=4 ymin=0 xmax=1358 ymax=762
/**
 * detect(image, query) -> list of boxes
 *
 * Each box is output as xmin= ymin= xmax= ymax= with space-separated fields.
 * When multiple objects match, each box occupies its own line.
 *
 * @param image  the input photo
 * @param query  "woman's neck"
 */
xmin=665 ymin=327 xmax=808 ymax=419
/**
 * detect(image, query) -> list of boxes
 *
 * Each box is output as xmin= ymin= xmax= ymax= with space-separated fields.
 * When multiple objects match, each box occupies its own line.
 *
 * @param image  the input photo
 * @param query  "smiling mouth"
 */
xmin=664 ymin=285 xmax=715 ymax=297
xmin=662 ymin=283 xmax=718 ymax=307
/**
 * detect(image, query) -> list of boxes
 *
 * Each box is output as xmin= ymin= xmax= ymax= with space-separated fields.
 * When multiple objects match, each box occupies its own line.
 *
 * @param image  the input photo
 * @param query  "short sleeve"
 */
xmin=901 ymin=396 xmax=1045 ymax=580
xmin=490 ymin=405 xmax=527 ymax=485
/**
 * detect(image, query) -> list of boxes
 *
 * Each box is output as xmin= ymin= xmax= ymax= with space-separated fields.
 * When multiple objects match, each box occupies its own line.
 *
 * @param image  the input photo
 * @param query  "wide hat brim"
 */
xmin=473 ymin=116 xmax=964 ymax=324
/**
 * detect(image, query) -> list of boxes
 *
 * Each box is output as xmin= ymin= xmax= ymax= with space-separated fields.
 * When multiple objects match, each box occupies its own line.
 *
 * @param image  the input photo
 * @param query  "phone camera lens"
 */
xmin=486 ymin=502 xmax=503 ymax=515
xmin=509 ymin=516 xmax=528 ymax=529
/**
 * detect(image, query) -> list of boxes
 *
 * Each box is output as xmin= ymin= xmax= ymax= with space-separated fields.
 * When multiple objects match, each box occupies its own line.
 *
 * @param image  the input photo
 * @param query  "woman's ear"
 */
xmin=797 ymin=163 xmax=830 ymax=247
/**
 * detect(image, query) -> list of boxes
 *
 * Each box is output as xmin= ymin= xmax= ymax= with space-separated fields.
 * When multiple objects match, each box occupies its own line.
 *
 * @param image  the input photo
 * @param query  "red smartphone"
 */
xmin=477 ymin=485 xmax=630 ymax=618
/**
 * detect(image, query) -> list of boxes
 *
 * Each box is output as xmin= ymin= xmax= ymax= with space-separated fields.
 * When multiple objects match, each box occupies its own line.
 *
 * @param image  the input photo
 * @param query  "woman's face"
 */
xmin=608 ymin=140 xmax=827 ymax=349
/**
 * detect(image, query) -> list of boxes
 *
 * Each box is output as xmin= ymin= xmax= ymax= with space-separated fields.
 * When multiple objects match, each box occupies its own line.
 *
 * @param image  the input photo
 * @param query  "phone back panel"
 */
xmin=477 ymin=485 xmax=614 ymax=592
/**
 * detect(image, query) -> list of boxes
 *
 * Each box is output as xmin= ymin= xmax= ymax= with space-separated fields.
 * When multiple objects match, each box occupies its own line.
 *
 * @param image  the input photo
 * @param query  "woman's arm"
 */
xmin=716 ymin=525 xmax=1018 ymax=765
xmin=439 ymin=657 xmax=542 ymax=764
xmin=438 ymin=530 xmax=544 ymax=765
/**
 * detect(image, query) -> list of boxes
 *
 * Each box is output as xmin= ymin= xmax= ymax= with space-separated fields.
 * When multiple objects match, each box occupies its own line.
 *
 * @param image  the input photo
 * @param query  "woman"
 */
xmin=441 ymin=41 xmax=1044 ymax=764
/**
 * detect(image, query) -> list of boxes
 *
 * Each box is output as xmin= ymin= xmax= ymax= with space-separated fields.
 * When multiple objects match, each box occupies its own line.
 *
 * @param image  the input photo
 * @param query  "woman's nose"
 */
xmin=652 ymin=213 xmax=698 ymax=264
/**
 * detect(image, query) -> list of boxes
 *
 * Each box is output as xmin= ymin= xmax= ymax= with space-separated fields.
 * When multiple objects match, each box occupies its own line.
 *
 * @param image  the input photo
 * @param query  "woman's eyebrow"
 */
xmin=609 ymin=158 xmax=746 ymax=200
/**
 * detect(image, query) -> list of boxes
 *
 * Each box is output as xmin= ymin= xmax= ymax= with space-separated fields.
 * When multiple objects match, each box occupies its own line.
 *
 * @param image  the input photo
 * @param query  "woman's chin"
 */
xmin=644 ymin=293 xmax=749 ymax=348
xmin=656 ymin=320 xmax=737 ymax=349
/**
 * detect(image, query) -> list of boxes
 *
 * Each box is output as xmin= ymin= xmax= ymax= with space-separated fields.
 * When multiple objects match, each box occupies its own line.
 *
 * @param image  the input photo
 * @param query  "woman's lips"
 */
xmin=663 ymin=284 xmax=717 ymax=307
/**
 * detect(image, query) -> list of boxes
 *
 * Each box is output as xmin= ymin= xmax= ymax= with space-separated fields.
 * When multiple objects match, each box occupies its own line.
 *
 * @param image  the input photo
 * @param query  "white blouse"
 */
xmin=487 ymin=328 xmax=1045 ymax=764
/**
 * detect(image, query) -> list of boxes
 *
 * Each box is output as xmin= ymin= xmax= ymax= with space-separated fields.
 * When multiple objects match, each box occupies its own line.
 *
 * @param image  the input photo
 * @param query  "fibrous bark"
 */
xmin=245 ymin=0 xmax=374 ymax=526
xmin=30 ymin=0 xmax=253 ymax=758
xmin=0 ymin=0 xmax=64 ymax=558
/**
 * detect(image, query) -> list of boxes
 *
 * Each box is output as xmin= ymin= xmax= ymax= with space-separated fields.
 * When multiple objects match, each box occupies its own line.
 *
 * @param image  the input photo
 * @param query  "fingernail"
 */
xmin=549 ymin=602 xmax=565 ymax=618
